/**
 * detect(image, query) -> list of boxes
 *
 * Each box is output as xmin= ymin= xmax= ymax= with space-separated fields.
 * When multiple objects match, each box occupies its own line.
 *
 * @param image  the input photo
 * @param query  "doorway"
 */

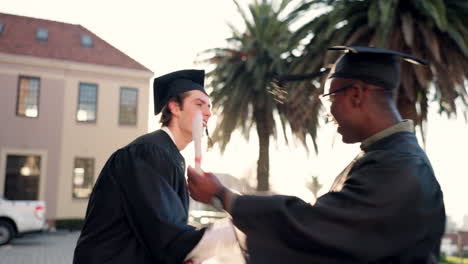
xmin=4 ymin=154 xmax=41 ymax=200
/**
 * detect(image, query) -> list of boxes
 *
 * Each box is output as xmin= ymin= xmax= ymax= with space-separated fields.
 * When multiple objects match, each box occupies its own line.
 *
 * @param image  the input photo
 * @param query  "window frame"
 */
xmin=16 ymin=75 xmax=41 ymax=118
xmin=76 ymin=82 xmax=98 ymax=123
xmin=80 ymin=34 xmax=93 ymax=48
xmin=3 ymin=154 xmax=42 ymax=200
xmin=36 ymin=28 xmax=48 ymax=42
xmin=72 ymin=157 xmax=95 ymax=199
xmin=118 ymin=87 xmax=139 ymax=126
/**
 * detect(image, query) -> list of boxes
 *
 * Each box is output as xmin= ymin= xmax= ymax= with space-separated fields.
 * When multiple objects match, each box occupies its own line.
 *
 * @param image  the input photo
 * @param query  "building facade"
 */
xmin=463 ymin=214 xmax=468 ymax=231
xmin=0 ymin=13 xmax=153 ymax=224
xmin=442 ymin=232 xmax=468 ymax=258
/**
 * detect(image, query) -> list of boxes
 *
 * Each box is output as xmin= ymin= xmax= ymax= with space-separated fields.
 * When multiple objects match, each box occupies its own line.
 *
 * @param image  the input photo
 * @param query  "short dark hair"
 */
xmin=159 ymin=91 xmax=191 ymax=127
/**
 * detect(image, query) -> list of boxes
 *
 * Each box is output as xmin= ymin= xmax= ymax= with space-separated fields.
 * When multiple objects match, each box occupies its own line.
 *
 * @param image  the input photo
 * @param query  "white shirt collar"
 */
xmin=360 ymin=119 xmax=414 ymax=149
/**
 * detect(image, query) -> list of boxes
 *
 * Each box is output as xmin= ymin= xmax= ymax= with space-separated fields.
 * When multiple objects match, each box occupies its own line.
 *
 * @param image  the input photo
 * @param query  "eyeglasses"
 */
xmin=320 ymin=84 xmax=355 ymax=98
xmin=319 ymin=83 xmax=355 ymax=123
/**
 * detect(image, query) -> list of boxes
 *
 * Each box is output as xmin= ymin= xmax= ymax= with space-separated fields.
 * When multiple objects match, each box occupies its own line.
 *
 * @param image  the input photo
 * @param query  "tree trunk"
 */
xmin=254 ymin=106 xmax=272 ymax=192
xmin=256 ymin=123 xmax=270 ymax=191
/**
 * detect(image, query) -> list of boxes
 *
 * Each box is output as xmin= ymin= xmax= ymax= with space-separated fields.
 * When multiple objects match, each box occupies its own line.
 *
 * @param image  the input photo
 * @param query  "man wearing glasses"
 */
xmin=187 ymin=46 xmax=446 ymax=263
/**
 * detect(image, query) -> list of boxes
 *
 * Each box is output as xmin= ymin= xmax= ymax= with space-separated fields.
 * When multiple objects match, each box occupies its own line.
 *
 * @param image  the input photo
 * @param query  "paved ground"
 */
xmin=0 ymin=230 xmax=244 ymax=264
xmin=0 ymin=231 xmax=79 ymax=264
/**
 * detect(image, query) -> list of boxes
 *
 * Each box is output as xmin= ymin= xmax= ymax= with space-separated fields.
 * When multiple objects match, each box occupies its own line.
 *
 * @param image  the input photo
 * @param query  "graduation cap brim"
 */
xmin=153 ymin=69 xmax=207 ymax=115
xmin=328 ymin=46 xmax=428 ymax=65
xmin=327 ymin=45 xmax=428 ymax=90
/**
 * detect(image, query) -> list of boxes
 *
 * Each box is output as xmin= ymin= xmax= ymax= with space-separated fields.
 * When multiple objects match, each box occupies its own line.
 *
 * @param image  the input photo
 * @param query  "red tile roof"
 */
xmin=0 ymin=13 xmax=151 ymax=72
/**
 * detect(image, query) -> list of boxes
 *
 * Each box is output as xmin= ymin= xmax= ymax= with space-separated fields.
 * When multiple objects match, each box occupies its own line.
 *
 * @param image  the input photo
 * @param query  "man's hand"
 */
xmin=187 ymin=166 xmax=223 ymax=204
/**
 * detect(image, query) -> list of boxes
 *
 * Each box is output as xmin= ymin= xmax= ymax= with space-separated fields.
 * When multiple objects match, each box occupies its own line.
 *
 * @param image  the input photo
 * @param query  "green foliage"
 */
xmin=201 ymin=0 xmax=321 ymax=190
xmin=440 ymin=256 xmax=468 ymax=263
xmin=293 ymin=0 xmax=468 ymax=125
xmin=202 ymin=0 xmax=468 ymax=190
xmin=55 ymin=218 xmax=85 ymax=231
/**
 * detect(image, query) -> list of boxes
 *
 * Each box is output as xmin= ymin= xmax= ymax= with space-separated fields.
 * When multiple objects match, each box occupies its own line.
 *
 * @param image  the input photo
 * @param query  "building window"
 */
xmin=77 ymin=83 xmax=97 ymax=122
xmin=72 ymin=158 xmax=94 ymax=199
xmin=0 ymin=24 xmax=4 ymax=35
xmin=36 ymin=28 xmax=48 ymax=42
xmin=119 ymin=88 xmax=138 ymax=125
xmin=80 ymin=34 xmax=93 ymax=48
xmin=16 ymin=76 xmax=40 ymax=118
xmin=4 ymin=155 xmax=41 ymax=200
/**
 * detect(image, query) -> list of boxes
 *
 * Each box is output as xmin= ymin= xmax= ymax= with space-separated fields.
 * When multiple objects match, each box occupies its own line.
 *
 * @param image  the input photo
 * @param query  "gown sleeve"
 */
xmin=113 ymin=144 xmax=206 ymax=263
xmin=230 ymin=154 xmax=444 ymax=263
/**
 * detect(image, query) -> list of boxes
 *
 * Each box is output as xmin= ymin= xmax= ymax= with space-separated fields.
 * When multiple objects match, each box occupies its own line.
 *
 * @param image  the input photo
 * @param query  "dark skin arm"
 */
xmin=187 ymin=166 xmax=234 ymax=210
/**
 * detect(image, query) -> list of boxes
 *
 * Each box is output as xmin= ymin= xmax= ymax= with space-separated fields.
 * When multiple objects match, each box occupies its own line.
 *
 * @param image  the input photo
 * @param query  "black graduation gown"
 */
xmin=231 ymin=132 xmax=445 ymax=264
xmin=73 ymin=130 xmax=205 ymax=264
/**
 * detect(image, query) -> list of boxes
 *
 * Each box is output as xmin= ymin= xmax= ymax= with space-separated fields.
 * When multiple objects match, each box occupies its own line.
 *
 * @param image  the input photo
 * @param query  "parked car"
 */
xmin=0 ymin=197 xmax=47 ymax=245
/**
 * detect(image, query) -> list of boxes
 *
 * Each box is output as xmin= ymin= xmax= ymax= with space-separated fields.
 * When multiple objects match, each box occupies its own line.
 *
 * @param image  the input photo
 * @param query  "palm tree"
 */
xmin=199 ymin=0 xmax=318 ymax=191
xmin=289 ymin=0 xmax=468 ymax=136
xmin=306 ymin=175 xmax=323 ymax=201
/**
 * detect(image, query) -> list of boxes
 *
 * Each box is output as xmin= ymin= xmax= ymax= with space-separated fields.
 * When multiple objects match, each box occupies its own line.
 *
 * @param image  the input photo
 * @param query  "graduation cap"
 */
xmin=328 ymin=46 xmax=428 ymax=90
xmin=153 ymin=69 xmax=207 ymax=115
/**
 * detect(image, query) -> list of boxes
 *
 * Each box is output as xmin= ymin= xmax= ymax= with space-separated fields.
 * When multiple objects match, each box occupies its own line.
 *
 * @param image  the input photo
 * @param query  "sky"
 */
xmin=2 ymin=0 xmax=467 ymax=227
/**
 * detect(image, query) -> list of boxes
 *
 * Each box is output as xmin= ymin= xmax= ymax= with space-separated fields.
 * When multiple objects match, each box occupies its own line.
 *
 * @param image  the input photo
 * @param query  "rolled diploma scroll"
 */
xmin=192 ymin=110 xmax=203 ymax=174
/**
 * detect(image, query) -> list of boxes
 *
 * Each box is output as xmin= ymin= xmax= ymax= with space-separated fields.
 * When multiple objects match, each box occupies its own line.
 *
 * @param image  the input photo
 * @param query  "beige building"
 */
xmin=0 ymin=13 xmax=153 ymax=224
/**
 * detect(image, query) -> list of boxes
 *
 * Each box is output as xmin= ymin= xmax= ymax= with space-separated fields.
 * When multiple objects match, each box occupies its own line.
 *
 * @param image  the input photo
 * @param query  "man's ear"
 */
xmin=168 ymin=100 xmax=181 ymax=117
xmin=350 ymin=84 xmax=364 ymax=107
